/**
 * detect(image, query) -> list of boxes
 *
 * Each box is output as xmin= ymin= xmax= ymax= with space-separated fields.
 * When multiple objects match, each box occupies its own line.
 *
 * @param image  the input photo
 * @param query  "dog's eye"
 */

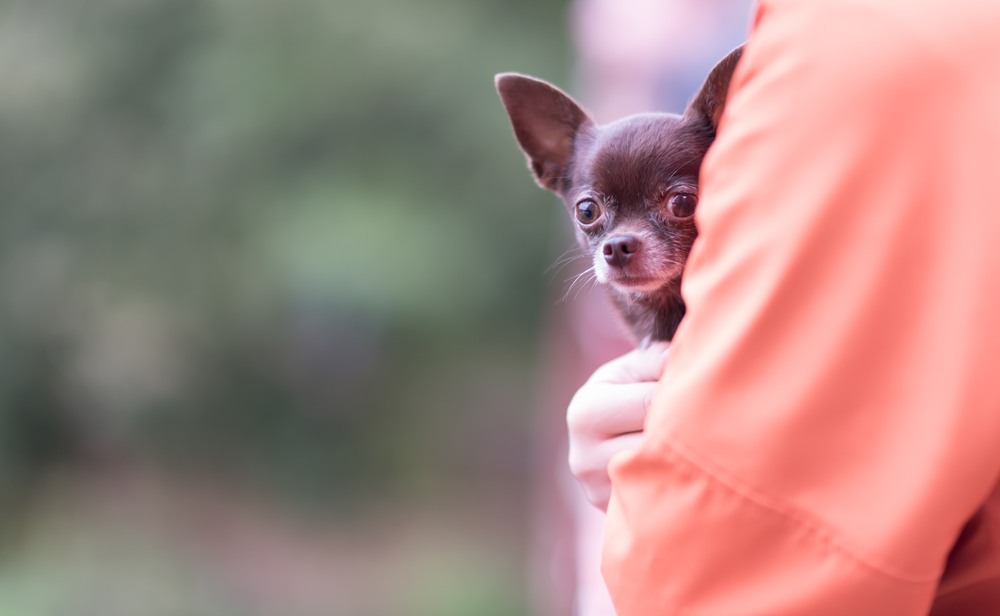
xmin=576 ymin=199 xmax=601 ymax=225
xmin=667 ymin=193 xmax=697 ymax=218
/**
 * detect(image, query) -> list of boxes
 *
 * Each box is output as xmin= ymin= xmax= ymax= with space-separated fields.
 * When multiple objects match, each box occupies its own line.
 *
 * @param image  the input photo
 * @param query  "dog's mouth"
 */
xmin=597 ymin=268 xmax=672 ymax=295
xmin=603 ymin=271 xmax=672 ymax=294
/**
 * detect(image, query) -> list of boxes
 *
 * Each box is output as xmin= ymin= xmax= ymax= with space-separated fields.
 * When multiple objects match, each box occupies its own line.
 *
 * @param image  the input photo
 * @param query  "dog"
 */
xmin=496 ymin=46 xmax=743 ymax=345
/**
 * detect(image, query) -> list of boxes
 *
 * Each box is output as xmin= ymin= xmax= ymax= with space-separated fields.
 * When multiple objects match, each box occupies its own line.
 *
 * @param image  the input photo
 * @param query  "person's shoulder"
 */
xmin=751 ymin=0 xmax=979 ymax=103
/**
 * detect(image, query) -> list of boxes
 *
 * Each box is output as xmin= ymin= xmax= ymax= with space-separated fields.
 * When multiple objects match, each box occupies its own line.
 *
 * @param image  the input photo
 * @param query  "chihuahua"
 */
xmin=496 ymin=46 xmax=743 ymax=344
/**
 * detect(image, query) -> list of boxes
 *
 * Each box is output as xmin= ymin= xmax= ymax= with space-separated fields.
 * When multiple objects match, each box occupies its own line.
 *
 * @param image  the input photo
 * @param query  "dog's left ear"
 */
xmin=495 ymin=73 xmax=593 ymax=194
xmin=686 ymin=45 xmax=745 ymax=131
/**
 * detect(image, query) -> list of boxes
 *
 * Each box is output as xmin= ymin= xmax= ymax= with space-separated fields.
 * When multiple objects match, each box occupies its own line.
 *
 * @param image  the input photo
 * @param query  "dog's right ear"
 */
xmin=495 ymin=73 xmax=592 ymax=194
xmin=686 ymin=45 xmax=744 ymax=132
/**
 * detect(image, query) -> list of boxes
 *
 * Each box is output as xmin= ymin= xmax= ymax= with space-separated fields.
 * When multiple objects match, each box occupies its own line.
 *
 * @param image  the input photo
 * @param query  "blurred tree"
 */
xmin=0 ymin=0 xmax=570 ymax=513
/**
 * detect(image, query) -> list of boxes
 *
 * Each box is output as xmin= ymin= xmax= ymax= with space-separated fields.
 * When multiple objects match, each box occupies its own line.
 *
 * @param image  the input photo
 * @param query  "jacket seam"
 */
xmin=656 ymin=435 xmax=941 ymax=584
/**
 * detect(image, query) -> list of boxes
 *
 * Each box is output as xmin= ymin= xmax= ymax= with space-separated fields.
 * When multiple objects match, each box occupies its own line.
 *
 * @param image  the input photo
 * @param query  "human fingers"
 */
xmin=588 ymin=341 xmax=671 ymax=385
xmin=567 ymin=381 xmax=656 ymax=440
xmin=569 ymin=431 xmax=644 ymax=512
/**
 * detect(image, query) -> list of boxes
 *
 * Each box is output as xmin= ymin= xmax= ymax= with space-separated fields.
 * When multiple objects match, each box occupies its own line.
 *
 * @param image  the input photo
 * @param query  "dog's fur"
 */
xmin=496 ymin=46 xmax=743 ymax=344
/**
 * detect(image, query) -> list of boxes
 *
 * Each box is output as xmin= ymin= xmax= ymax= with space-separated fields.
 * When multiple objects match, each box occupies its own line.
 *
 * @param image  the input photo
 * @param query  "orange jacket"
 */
xmin=602 ymin=0 xmax=1000 ymax=614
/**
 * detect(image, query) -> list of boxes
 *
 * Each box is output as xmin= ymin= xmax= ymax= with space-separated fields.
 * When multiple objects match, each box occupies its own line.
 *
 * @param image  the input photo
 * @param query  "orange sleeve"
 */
xmin=602 ymin=1 xmax=1000 ymax=614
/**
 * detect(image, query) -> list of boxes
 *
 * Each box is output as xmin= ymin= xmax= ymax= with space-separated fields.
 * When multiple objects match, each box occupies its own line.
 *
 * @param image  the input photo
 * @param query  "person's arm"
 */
xmin=602 ymin=1 xmax=1000 ymax=614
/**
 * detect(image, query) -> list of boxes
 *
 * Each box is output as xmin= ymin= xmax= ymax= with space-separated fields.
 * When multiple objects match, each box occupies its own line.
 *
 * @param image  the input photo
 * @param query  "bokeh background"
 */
xmin=0 ymin=0 xmax=574 ymax=614
xmin=0 ymin=0 xmax=758 ymax=613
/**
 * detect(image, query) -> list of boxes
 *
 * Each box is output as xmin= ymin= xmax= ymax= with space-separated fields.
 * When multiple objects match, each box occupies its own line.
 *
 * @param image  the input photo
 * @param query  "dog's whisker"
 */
xmin=565 ymin=266 xmax=595 ymax=293
xmin=573 ymin=270 xmax=601 ymax=302
xmin=560 ymin=266 xmax=596 ymax=303
xmin=545 ymin=245 xmax=586 ymax=274
xmin=571 ymin=269 xmax=596 ymax=301
xmin=546 ymin=253 xmax=588 ymax=277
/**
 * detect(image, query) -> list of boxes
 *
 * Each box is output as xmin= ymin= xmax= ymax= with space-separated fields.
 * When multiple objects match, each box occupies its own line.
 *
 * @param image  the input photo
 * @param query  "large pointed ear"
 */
xmin=495 ymin=73 xmax=592 ymax=193
xmin=685 ymin=45 xmax=744 ymax=131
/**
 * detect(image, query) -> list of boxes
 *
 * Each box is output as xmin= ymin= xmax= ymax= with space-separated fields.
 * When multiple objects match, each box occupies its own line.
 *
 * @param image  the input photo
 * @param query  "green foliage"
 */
xmin=0 ymin=0 xmax=571 ymax=508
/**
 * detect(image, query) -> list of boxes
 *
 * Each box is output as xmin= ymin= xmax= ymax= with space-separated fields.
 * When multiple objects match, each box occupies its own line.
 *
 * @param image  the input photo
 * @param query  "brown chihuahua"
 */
xmin=496 ymin=46 xmax=743 ymax=344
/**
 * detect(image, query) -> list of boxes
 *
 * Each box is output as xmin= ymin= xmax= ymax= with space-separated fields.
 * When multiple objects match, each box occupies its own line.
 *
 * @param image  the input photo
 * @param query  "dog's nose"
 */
xmin=603 ymin=235 xmax=641 ymax=268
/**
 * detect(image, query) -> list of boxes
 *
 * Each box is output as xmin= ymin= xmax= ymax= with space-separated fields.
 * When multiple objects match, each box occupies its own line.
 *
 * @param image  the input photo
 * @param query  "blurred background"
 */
xmin=0 ymin=0 xmax=749 ymax=614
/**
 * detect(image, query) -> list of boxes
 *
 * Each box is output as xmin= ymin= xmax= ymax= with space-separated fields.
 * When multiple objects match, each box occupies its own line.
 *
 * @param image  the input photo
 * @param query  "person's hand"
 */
xmin=567 ymin=342 xmax=671 ymax=511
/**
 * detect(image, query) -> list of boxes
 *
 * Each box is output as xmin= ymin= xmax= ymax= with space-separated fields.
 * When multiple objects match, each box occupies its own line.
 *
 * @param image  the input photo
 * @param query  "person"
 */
xmin=567 ymin=0 xmax=1000 ymax=614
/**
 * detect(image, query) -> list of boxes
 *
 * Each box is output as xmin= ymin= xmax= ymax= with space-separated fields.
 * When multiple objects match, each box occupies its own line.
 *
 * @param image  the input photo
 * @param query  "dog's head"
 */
xmin=495 ymin=47 xmax=742 ymax=339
